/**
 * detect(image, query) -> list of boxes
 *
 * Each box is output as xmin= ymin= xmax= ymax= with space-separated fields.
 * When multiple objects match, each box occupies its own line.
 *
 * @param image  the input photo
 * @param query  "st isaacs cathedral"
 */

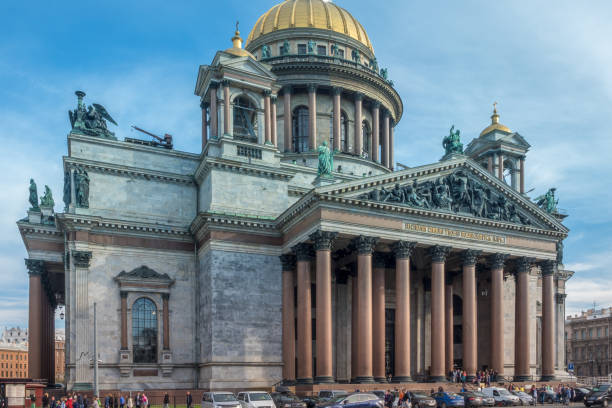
xmin=19 ymin=0 xmax=572 ymax=392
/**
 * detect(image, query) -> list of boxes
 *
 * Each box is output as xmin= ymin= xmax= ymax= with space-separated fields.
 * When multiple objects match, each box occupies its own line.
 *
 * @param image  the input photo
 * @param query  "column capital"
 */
xmin=161 ymin=292 xmax=170 ymax=301
xmin=25 ymin=259 xmax=45 ymax=276
xmin=308 ymin=84 xmax=317 ymax=93
xmin=209 ymin=81 xmax=219 ymax=89
xmin=263 ymin=89 xmax=272 ymax=97
xmin=292 ymin=243 xmax=314 ymax=261
xmin=200 ymin=100 xmax=208 ymax=110
xmin=383 ymin=110 xmax=390 ymax=118
xmin=392 ymin=241 xmax=416 ymax=259
xmin=372 ymin=101 xmax=381 ymax=109
xmin=372 ymin=252 xmax=387 ymax=268
xmin=351 ymin=235 xmax=378 ymax=255
xmin=516 ymin=256 xmax=535 ymax=274
xmin=429 ymin=245 xmax=451 ymax=263
xmin=354 ymin=92 xmax=364 ymax=101
xmin=271 ymin=95 xmax=278 ymax=103
xmin=72 ymin=250 xmax=92 ymax=268
xmin=555 ymin=293 xmax=567 ymax=304
xmin=462 ymin=249 xmax=482 ymax=266
xmin=280 ymin=254 xmax=296 ymax=270
xmin=332 ymin=87 xmax=342 ymax=96
xmin=489 ymin=253 xmax=508 ymax=269
xmin=540 ymin=260 xmax=556 ymax=276
xmin=309 ymin=230 xmax=338 ymax=251
xmin=120 ymin=291 xmax=129 ymax=299
xmin=221 ymin=79 xmax=230 ymax=87
xmin=283 ymin=85 xmax=293 ymax=95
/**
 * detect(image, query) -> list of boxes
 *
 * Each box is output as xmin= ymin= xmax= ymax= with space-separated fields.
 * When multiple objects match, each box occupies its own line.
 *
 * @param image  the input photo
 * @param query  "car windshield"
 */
xmin=412 ymin=394 xmax=428 ymax=399
xmin=498 ymin=390 xmax=511 ymax=396
xmin=593 ymin=385 xmax=610 ymax=392
xmin=329 ymin=397 xmax=346 ymax=403
xmin=250 ymin=394 xmax=272 ymax=401
xmin=214 ymin=394 xmax=237 ymax=402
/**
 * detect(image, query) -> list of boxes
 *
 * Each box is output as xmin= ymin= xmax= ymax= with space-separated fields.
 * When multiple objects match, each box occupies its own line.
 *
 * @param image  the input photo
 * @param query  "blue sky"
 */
xmin=1 ymin=0 xmax=611 ymax=329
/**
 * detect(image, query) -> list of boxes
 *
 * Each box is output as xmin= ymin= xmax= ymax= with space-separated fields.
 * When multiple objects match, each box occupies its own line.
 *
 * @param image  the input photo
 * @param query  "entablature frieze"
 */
xmin=56 ymin=214 xmax=191 ymax=238
xmin=194 ymin=155 xmax=295 ymax=184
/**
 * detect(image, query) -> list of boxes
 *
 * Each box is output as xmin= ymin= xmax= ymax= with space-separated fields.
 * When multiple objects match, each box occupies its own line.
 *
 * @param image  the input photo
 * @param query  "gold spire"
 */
xmin=225 ymin=20 xmax=255 ymax=58
xmin=232 ymin=21 xmax=243 ymax=49
xmin=480 ymin=102 xmax=511 ymax=137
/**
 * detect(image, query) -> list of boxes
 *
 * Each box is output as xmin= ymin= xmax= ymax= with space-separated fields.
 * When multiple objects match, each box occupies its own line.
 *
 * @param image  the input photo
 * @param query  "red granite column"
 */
xmin=541 ymin=260 xmax=556 ymax=380
xmin=210 ymin=83 xmax=218 ymax=139
xmin=280 ymin=254 xmax=296 ymax=384
xmin=42 ymin=291 xmax=49 ymax=382
xmin=462 ymin=250 xmax=481 ymax=381
xmin=353 ymin=235 xmax=378 ymax=383
xmin=372 ymin=253 xmax=386 ymax=383
xmin=351 ymin=273 xmax=359 ymax=382
xmin=120 ymin=291 xmax=128 ymax=350
xmin=389 ymin=123 xmax=394 ymax=170
xmin=162 ymin=293 xmax=170 ymax=350
xmin=498 ymin=154 xmax=504 ymax=179
xmin=354 ymin=93 xmax=363 ymax=155
xmin=223 ymin=80 xmax=230 ymax=136
xmin=393 ymin=241 xmax=416 ymax=382
xmin=382 ymin=112 xmax=390 ymax=167
xmin=311 ymin=230 xmax=337 ymax=383
xmin=308 ymin=85 xmax=317 ymax=150
xmin=200 ymin=101 xmax=208 ymax=150
xmin=293 ymin=243 xmax=313 ymax=384
xmin=372 ymin=103 xmax=380 ymax=162
xmin=514 ymin=257 xmax=533 ymax=381
xmin=284 ymin=86 xmax=292 ymax=152
xmin=271 ymin=96 xmax=278 ymax=147
xmin=520 ymin=158 xmax=525 ymax=194
xmin=264 ymin=90 xmax=272 ymax=145
xmin=445 ymin=277 xmax=454 ymax=375
xmin=332 ymin=87 xmax=341 ymax=152
xmin=490 ymin=254 xmax=507 ymax=377
xmin=430 ymin=246 xmax=450 ymax=381
xmin=487 ymin=156 xmax=494 ymax=174
xmin=49 ymin=305 xmax=55 ymax=384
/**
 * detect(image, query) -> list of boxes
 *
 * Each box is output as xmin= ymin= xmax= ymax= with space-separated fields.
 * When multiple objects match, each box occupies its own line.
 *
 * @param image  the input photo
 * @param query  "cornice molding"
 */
xmin=56 ymin=213 xmax=192 ymax=238
xmin=194 ymin=156 xmax=295 ymax=183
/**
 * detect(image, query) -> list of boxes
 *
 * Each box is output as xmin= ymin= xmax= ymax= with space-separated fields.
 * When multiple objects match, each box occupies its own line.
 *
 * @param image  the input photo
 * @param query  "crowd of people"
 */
xmin=449 ymin=368 xmax=498 ymax=385
xmin=39 ymin=392 xmax=158 ymax=408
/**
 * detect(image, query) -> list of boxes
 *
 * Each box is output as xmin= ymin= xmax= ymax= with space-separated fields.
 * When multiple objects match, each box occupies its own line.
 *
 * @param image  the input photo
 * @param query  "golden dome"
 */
xmin=225 ymin=25 xmax=256 ymax=58
xmin=480 ymin=104 xmax=511 ymax=137
xmin=246 ymin=0 xmax=373 ymax=53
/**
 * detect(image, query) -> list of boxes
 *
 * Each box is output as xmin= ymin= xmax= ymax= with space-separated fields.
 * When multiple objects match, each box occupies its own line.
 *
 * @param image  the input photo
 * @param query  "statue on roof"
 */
xmin=68 ymin=91 xmax=117 ymax=140
xmin=28 ymin=179 xmax=39 ymax=211
xmin=535 ymin=188 xmax=559 ymax=214
xmin=39 ymin=185 xmax=54 ymax=208
xmin=443 ymin=125 xmax=464 ymax=155
xmin=280 ymin=40 xmax=290 ymax=56
xmin=317 ymin=141 xmax=335 ymax=178
xmin=307 ymin=39 xmax=316 ymax=54
xmin=261 ymin=44 xmax=271 ymax=59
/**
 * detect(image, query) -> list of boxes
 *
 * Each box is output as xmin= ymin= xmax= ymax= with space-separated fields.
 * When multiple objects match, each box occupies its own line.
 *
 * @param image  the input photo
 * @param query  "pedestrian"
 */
xmin=163 ymin=394 xmax=170 ymax=408
xmin=141 ymin=394 xmax=147 ymax=408
xmin=43 ymin=394 xmax=50 ymax=408
xmin=127 ymin=396 xmax=133 ymax=408
xmin=186 ymin=392 xmax=192 ymax=408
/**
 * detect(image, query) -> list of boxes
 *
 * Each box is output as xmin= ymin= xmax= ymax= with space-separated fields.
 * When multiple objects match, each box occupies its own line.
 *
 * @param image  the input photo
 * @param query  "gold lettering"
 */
xmin=405 ymin=222 xmax=505 ymax=245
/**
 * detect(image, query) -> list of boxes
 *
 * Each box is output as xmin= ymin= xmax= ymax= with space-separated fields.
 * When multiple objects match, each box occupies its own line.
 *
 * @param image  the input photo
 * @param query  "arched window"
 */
xmin=132 ymin=297 xmax=157 ymax=364
xmin=329 ymin=111 xmax=348 ymax=152
xmin=362 ymin=120 xmax=371 ymax=157
xmin=233 ymin=96 xmax=258 ymax=142
xmin=292 ymin=106 xmax=309 ymax=153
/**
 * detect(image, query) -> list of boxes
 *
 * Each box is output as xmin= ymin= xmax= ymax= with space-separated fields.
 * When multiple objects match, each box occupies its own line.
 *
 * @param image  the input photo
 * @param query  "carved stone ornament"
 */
xmin=540 ymin=260 xmax=557 ymax=276
xmin=392 ymin=241 xmax=416 ymax=259
xmin=310 ymin=230 xmax=338 ymax=251
xmin=25 ymin=259 xmax=45 ymax=276
xmin=462 ymin=249 xmax=482 ymax=266
xmin=516 ymin=257 xmax=535 ymax=274
xmin=72 ymin=251 xmax=92 ymax=268
xmin=489 ymin=253 xmax=508 ymax=270
xmin=555 ymin=293 xmax=567 ymax=304
xmin=351 ymin=235 xmax=378 ymax=255
xmin=279 ymin=254 xmax=296 ymax=270
xmin=115 ymin=265 xmax=172 ymax=281
xmin=292 ymin=243 xmax=314 ymax=261
xmin=357 ymin=168 xmax=533 ymax=226
xmin=68 ymin=90 xmax=117 ymax=140
xmin=429 ymin=245 xmax=451 ymax=263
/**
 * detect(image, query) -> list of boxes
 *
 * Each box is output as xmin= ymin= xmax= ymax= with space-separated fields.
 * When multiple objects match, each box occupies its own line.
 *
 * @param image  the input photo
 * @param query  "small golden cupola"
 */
xmin=224 ymin=22 xmax=256 ymax=59
xmin=479 ymin=102 xmax=512 ymax=137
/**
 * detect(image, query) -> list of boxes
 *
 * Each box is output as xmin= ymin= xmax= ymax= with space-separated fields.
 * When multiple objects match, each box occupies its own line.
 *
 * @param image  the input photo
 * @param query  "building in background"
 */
xmin=55 ymin=329 xmax=65 ymax=384
xmin=0 ymin=343 xmax=28 ymax=379
xmin=0 ymin=327 xmax=28 ymax=347
xmin=566 ymin=307 xmax=612 ymax=377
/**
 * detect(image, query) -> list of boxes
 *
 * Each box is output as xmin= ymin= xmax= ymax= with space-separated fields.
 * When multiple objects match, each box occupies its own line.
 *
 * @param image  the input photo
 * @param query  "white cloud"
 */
xmin=565 ymin=277 xmax=612 ymax=316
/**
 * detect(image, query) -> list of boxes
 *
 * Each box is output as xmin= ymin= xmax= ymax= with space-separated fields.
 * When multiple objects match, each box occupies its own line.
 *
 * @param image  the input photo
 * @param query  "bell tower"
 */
xmin=465 ymin=104 xmax=530 ymax=193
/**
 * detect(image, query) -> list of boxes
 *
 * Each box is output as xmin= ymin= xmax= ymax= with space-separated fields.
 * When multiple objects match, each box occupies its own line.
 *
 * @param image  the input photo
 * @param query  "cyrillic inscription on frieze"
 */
xmin=405 ymin=223 xmax=506 ymax=244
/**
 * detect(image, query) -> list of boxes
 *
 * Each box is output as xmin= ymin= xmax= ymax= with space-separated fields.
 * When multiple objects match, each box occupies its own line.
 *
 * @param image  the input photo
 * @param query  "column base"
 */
xmin=282 ymin=379 xmax=296 ymax=386
xmin=392 ymin=376 xmax=412 ymax=383
xmin=296 ymin=377 xmax=313 ymax=385
xmin=374 ymin=377 xmax=387 ymax=383
xmin=314 ymin=376 xmax=335 ymax=384
xmin=513 ymin=375 xmax=531 ymax=382
xmin=428 ymin=375 xmax=446 ymax=382
xmin=354 ymin=376 xmax=375 ymax=384
xmin=540 ymin=375 xmax=555 ymax=381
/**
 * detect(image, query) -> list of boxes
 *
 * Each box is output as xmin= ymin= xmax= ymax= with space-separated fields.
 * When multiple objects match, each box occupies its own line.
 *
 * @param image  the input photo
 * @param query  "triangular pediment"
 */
xmin=215 ymin=53 xmax=275 ymax=80
xmin=315 ymin=157 xmax=567 ymax=234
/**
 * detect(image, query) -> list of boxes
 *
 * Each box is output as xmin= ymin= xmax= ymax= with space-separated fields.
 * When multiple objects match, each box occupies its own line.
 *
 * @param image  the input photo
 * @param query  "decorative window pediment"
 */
xmin=114 ymin=265 xmax=174 ymax=290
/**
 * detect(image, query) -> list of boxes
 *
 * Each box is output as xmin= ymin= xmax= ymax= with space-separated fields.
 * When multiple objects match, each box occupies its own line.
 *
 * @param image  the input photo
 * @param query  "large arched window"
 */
xmin=292 ymin=106 xmax=309 ymax=153
xmin=132 ymin=297 xmax=157 ymax=364
xmin=233 ymin=96 xmax=258 ymax=142
xmin=362 ymin=120 xmax=371 ymax=157
xmin=329 ymin=111 xmax=348 ymax=152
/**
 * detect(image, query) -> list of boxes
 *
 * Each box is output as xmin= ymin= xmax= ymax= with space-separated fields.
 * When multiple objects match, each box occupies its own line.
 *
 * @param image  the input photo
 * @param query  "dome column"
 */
xmin=372 ymin=102 xmax=380 ymax=162
xmin=382 ymin=111 xmax=390 ymax=167
xmin=264 ymin=90 xmax=272 ymax=145
xmin=222 ymin=80 xmax=231 ymax=136
xmin=332 ymin=87 xmax=342 ymax=152
xmin=271 ymin=96 xmax=278 ymax=147
xmin=200 ymin=101 xmax=208 ymax=151
xmin=284 ymin=86 xmax=292 ymax=152
xmin=520 ymin=157 xmax=525 ymax=194
xmin=308 ymin=85 xmax=317 ymax=151
xmin=209 ymin=83 xmax=218 ymax=140
xmin=390 ymin=121 xmax=395 ymax=170
xmin=498 ymin=153 xmax=504 ymax=179
xmin=354 ymin=93 xmax=363 ymax=156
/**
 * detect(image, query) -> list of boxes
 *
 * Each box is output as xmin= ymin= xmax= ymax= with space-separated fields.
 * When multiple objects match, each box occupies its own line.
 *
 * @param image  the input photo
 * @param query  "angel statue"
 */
xmin=442 ymin=125 xmax=464 ymax=156
xmin=28 ymin=179 xmax=39 ymax=211
xmin=535 ymin=188 xmax=559 ymax=214
xmin=68 ymin=90 xmax=118 ymax=140
xmin=40 ymin=185 xmax=55 ymax=208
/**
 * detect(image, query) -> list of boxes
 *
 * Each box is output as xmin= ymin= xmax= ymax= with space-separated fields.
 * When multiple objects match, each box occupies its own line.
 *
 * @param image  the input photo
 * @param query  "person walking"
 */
xmin=120 ymin=396 xmax=125 ymax=408
xmin=186 ymin=392 xmax=192 ymax=408
xmin=163 ymin=394 xmax=170 ymax=408
xmin=127 ymin=396 xmax=133 ymax=408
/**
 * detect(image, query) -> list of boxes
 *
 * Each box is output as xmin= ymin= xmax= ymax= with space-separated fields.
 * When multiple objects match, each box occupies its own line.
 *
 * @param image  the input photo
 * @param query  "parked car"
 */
xmin=317 ymin=393 xmax=383 ymax=408
xmin=302 ymin=396 xmax=322 ymax=408
xmin=472 ymin=392 xmax=495 ymax=407
xmin=408 ymin=392 xmax=437 ymax=408
xmin=431 ymin=392 xmax=465 ymax=408
xmin=584 ymin=384 xmax=612 ymax=407
xmin=318 ymin=391 xmax=349 ymax=401
xmin=481 ymin=388 xmax=520 ymax=406
xmin=536 ymin=389 xmax=557 ymax=404
xmin=457 ymin=392 xmax=484 ymax=407
xmin=237 ymin=392 xmax=276 ymax=408
xmin=370 ymin=391 xmax=386 ymax=401
xmin=270 ymin=393 xmax=307 ymax=408
xmin=202 ymin=392 xmax=242 ymax=408
xmin=510 ymin=391 xmax=533 ymax=406
xmin=574 ymin=388 xmax=592 ymax=403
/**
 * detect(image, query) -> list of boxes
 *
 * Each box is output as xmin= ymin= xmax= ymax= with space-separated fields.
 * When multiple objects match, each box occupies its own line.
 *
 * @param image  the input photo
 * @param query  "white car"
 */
xmin=237 ymin=392 xmax=277 ymax=408
xmin=481 ymin=388 xmax=520 ymax=406
xmin=202 ymin=392 xmax=242 ymax=408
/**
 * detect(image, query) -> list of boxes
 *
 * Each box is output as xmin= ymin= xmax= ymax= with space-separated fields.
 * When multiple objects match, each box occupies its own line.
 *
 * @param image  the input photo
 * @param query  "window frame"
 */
xmin=292 ymin=106 xmax=309 ymax=153
xmin=131 ymin=297 xmax=159 ymax=364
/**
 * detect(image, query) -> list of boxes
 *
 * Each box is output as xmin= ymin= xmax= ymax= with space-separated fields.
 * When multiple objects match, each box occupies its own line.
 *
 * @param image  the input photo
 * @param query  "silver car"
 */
xmin=202 ymin=392 xmax=242 ymax=408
